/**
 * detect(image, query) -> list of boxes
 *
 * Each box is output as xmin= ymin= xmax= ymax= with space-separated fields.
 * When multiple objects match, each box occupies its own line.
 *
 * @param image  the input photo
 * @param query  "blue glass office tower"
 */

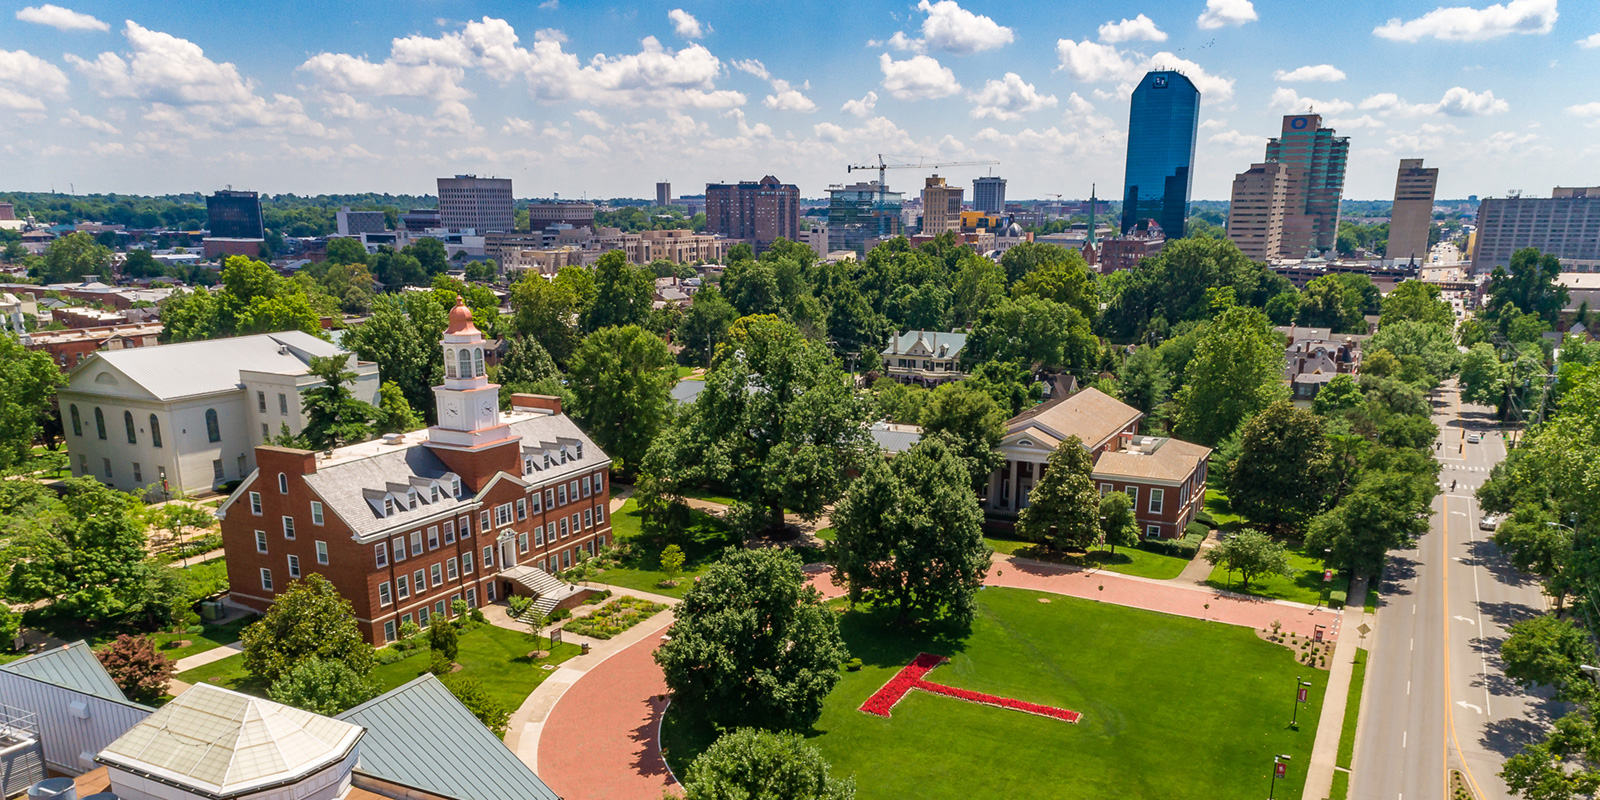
xmin=1121 ymin=70 xmax=1200 ymax=238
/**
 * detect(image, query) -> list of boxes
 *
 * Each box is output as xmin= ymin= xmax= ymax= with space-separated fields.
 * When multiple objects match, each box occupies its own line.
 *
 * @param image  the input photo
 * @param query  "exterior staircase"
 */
xmin=500 ymin=565 xmax=581 ymax=622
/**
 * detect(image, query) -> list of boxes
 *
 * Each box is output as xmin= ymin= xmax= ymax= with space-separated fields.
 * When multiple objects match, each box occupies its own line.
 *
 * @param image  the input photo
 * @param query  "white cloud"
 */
xmin=972 ymin=124 xmax=1120 ymax=157
xmin=1326 ymin=114 xmax=1386 ymax=129
xmin=764 ymin=79 xmax=816 ymax=112
xmin=1063 ymin=92 xmax=1094 ymax=115
xmin=1208 ymin=129 xmax=1265 ymax=149
xmin=573 ymin=109 xmax=610 ymax=129
xmin=667 ymin=9 xmax=708 ymax=40
xmin=1274 ymin=64 xmax=1346 ymax=82
xmin=841 ymin=90 xmax=877 ymax=117
xmin=731 ymin=59 xmax=769 ymax=80
xmin=1197 ymin=0 xmax=1257 ymax=29
xmin=61 ymin=107 xmax=119 ymax=133
xmin=1199 ymin=118 xmax=1227 ymax=130
xmin=502 ymin=117 xmax=538 ymax=135
xmin=1098 ymin=14 xmax=1167 ymax=43
xmin=15 ymin=4 xmax=108 ymax=31
xmin=1578 ymin=33 xmax=1600 ymax=48
xmin=1054 ymin=40 xmax=1235 ymax=103
xmin=1270 ymin=87 xmax=1353 ymax=115
xmin=1483 ymin=130 xmax=1539 ymax=154
xmin=0 ymin=50 xmax=70 ymax=110
xmin=539 ymin=0 xmax=559 ymax=9
xmin=968 ymin=73 xmax=1057 ymax=120
xmin=879 ymin=53 xmax=961 ymax=101
xmin=1387 ymin=131 xmax=1444 ymax=151
xmin=1361 ymin=86 xmax=1508 ymax=117
xmin=887 ymin=0 xmax=1014 ymax=55
xmin=1373 ymin=0 xmax=1556 ymax=42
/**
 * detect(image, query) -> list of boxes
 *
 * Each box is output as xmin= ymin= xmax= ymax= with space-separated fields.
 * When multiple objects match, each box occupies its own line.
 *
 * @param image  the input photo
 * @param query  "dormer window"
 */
xmin=430 ymin=485 xmax=440 ymax=502
xmin=452 ymin=477 xmax=461 ymax=497
xmin=543 ymin=454 xmax=552 ymax=469
xmin=575 ymin=443 xmax=584 ymax=459
xmin=407 ymin=489 xmax=418 ymax=510
xmin=524 ymin=457 xmax=534 ymax=475
xmin=384 ymin=498 xmax=395 ymax=516
xmin=560 ymin=449 xmax=569 ymax=464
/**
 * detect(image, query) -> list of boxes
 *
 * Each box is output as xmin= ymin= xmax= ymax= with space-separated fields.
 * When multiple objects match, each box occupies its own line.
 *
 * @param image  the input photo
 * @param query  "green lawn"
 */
xmin=814 ymin=527 xmax=836 ymax=542
xmin=1336 ymin=648 xmax=1369 ymax=769
xmin=984 ymin=534 xmax=1191 ymax=580
xmin=676 ymin=488 xmax=738 ymax=506
xmin=594 ymin=498 xmax=738 ymax=598
xmin=1330 ymin=771 xmax=1349 ymax=800
xmin=1206 ymin=540 xmax=1349 ymax=605
xmin=179 ymin=623 xmax=581 ymax=714
xmin=148 ymin=614 xmax=256 ymax=661
xmin=662 ymin=587 xmax=1324 ymax=800
xmin=1203 ymin=489 xmax=1246 ymax=529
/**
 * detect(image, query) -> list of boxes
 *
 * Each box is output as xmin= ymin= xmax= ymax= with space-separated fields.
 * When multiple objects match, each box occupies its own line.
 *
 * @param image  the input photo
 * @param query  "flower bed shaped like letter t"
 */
xmin=858 ymin=652 xmax=1082 ymax=723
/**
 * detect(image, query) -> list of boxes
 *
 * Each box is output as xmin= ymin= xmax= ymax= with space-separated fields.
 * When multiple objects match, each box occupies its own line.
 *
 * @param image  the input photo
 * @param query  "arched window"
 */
xmin=150 ymin=415 xmax=162 ymax=448
xmin=473 ymin=348 xmax=484 ymax=377
xmin=94 ymin=408 xmax=106 ymax=440
xmin=124 ymin=411 xmax=137 ymax=444
xmin=205 ymin=409 xmax=221 ymax=443
xmin=69 ymin=405 xmax=81 ymax=437
xmin=445 ymin=349 xmax=456 ymax=379
xmin=458 ymin=349 xmax=472 ymax=379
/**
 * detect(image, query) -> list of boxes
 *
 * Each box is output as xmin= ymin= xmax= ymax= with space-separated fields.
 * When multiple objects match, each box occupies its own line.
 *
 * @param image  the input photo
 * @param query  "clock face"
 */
xmin=446 ymin=403 xmax=459 ymax=418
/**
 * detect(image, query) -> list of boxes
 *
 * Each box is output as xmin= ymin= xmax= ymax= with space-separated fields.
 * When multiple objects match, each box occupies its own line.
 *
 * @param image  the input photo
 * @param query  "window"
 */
xmin=427 ymin=526 xmax=439 ymax=550
xmin=392 ymin=537 xmax=406 ymax=562
xmin=413 ymin=569 xmax=425 ymax=594
xmin=571 ymin=513 xmax=580 ymax=535
xmin=447 ymin=558 xmax=459 ymax=580
xmin=150 ymin=416 xmax=163 ymax=447
xmin=581 ymin=508 xmax=591 ymax=529
xmin=410 ymin=531 xmax=423 ymax=556
xmin=315 ymin=540 xmax=329 ymax=565
xmin=569 ymin=480 xmax=578 ymax=500
xmin=311 ymin=501 xmax=324 ymax=525
xmin=1149 ymin=488 xmax=1164 ymax=515
xmin=558 ymin=485 xmax=567 ymax=506
xmin=452 ymin=477 xmax=462 ymax=498
xmin=466 ymin=588 xmax=477 ymax=607
xmin=546 ymin=489 xmax=555 ymax=509
xmin=559 ymin=518 xmax=569 ymax=539
xmin=282 ymin=516 xmax=296 ymax=540
xmin=594 ymin=472 xmax=604 ymax=494
xmin=255 ymin=531 xmax=268 ymax=554
xmin=480 ymin=511 xmax=490 ymax=532
xmin=495 ymin=503 xmax=513 ymax=527
xmin=562 ymin=550 xmax=571 ymax=569
xmin=402 ymin=612 xmax=413 ymax=626
xmin=430 ymin=484 xmax=440 ymax=503
xmin=487 ymin=582 xmax=496 ymax=602
xmin=278 ymin=473 xmax=289 ymax=494
xmin=260 ymin=568 xmax=273 ymax=591
xmin=93 ymin=407 xmax=106 ymax=440
xmin=287 ymin=554 xmax=301 ymax=578
xmin=458 ymin=515 xmax=470 ymax=536
xmin=473 ymin=348 xmax=484 ymax=377
xmin=379 ymin=582 xmax=393 ymax=607
xmin=258 ymin=391 xmax=266 ymax=412
xmin=430 ymin=563 xmax=442 ymax=587
xmin=418 ymin=607 xmax=430 ymax=626
xmin=583 ymin=475 xmax=592 ymax=497
xmin=1146 ymin=525 xmax=1162 ymax=538
xmin=249 ymin=492 xmax=262 ymax=515
xmin=483 ymin=545 xmax=494 ymax=569
xmin=458 ymin=349 xmax=472 ymax=379
xmin=261 ymin=423 xmax=269 ymax=441
xmin=124 ymin=410 xmax=137 ymax=444
xmin=535 ymin=525 xmax=545 ymax=546
xmin=462 ymin=551 xmax=474 ymax=574
xmin=205 ymin=408 xmax=220 ymax=443
xmin=279 ymin=393 xmax=288 ymax=415
xmin=407 ymin=490 xmax=418 ymax=510
xmin=384 ymin=498 xmax=395 ymax=517
xmin=1099 ymin=482 xmax=1113 ymax=496
xmin=213 ymin=459 xmax=224 ymax=483
xmin=133 ymin=462 xmax=142 ymax=483
xmin=435 ymin=600 xmax=446 ymax=617
xmin=397 ymin=575 xmax=410 ymax=599
xmin=375 ymin=542 xmax=389 ymax=568
xmin=531 ymin=492 xmax=542 ymax=513
xmin=518 ymin=532 xmax=528 ymax=554
xmin=70 ymin=405 xmax=81 ymax=437
xmin=443 ymin=521 xmax=455 ymax=544
xmin=516 ymin=499 xmax=527 ymax=521
xmin=446 ymin=349 xmax=457 ymax=379
xmin=596 ymin=505 xmax=605 ymax=525
xmin=383 ymin=620 xmax=396 ymax=643
xmin=1126 ymin=486 xmax=1138 ymax=509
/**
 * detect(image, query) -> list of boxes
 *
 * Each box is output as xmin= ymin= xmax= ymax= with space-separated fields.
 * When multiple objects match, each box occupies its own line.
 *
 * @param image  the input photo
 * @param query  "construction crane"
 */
xmin=846 ymin=154 xmax=999 ymax=200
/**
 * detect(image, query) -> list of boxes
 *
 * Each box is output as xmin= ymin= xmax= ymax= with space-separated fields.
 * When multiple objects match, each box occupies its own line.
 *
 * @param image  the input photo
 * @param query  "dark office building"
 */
xmin=1121 ymin=71 xmax=1200 ymax=239
xmin=973 ymin=176 xmax=1007 ymax=214
xmin=705 ymin=175 xmax=800 ymax=252
xmin=206 ymin=190 xmax=265 ymax=239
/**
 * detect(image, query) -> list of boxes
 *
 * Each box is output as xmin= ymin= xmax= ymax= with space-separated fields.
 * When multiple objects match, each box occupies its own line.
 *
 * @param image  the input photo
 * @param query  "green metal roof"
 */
xmin=338 ymin=675 xmax=559 ymax=800
xmin=0 ymin=641 xmax=132 ymax=704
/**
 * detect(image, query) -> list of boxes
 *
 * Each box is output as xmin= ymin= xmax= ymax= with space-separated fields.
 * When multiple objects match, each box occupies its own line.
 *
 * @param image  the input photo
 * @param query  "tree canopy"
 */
xmin=240 ymin=574 xmax=372 ymax=686
xmin=683 ymin=728 xmax=856 ymax=800
xmin=1173 ymin=305 xmax=1288 ymax=446
xmin=567 ymin=324 xmax=678 ymax=477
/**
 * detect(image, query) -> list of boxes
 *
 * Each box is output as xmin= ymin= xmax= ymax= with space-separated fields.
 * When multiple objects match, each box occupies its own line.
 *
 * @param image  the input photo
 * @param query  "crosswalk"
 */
xmin=1441 ymin=464 xmax=1489 ymax=472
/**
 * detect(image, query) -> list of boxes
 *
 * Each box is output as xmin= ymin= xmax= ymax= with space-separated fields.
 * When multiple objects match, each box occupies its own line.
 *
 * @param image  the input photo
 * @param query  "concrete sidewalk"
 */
xmin=1302 ymin=574 xmax=1370 ymax=800
xmin=170 ymin=641 xmax=243 ymax=673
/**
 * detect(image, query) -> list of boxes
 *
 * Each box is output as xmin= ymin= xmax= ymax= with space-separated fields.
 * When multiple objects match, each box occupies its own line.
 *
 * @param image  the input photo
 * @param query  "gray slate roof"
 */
xmin=79 ymin=330 xmax=348 ymax=401
xmin=0 ymin=640 xmax=130 ymax=703
xmin=869 ymin=421 xmax=922 ymax=454
xmin=671 ymin=379 xmax=706 ymax=405
xmin=881 ymin=330 xmax=968 ymax=359
xmin=338 ymin=675 xmax=559 ymax=800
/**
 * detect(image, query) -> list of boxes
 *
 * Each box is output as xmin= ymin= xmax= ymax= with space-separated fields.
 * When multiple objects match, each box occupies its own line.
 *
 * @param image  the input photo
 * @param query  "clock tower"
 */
xmin=427 ymin=297 xmax=512 ymax=453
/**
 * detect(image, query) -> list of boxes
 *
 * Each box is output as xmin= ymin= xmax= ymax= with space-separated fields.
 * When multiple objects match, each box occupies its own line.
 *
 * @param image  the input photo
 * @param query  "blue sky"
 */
xmin=1 ymin=0 xmax=1595 ymax=202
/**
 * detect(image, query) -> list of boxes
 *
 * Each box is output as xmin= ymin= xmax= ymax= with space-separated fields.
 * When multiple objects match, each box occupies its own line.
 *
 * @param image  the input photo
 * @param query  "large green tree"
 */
xmin=1381 ymin=280 xmax=1455 ymax=327
xmin=1173 ymin=305 xmax=1288 ymax=446
xmin=683 ymin=728 xmax=855 ymax=800
xmin=1015 ymin=436 xmax=1101 ymax=550
xmin=832 ymin=434 xmax=991 ymax=624
xmin=581 ymin=251 xmax=654 ymax=332
xmin=344 ymin=293 xmax=446 ymax=420
xmin=966 ymin=296 xmax=1098 ymax=374
xmin=1099 ymin=491 xmax=1139 ymax=555
xmin=919 ymin=381 xmax=1007 ymax=489
xmin=680 ymin=287 xmax=739 ymax=368
xmin=300 ymin=354 xmax=377 ymax=449
xmin=241 ymin=573 xmax=372 ymax=685
xmin=1486 ymin=247 xmax=1568 ymax=328
xmin=654 ymin=548 xmax=848 ymax=730
xmin=1458 ymin=342 xmax=1511 ymax=409
xmin=1117 ymin=344 xmax=1169 ymax=416
xmin=509 ymin=271 xmax=582 ymax=365
xmin=267 ymin=656 xmax=377 ymax=715
xmin=1228 ymin=400 xmax=1332 ymax=534
xmin=160 ymin=256 xmax=323 ymax=343
xmin=1203 ymin=530 xmax=1294 ymax=590
xmin=0 ymin=335 xmax=63 ymax=470
xmin=647 ymin=315 xmax=869 ymax=533
xmin=5 ymin=479 xmax=153 ymax=626
xmin=1305 ymin=469 xmax=1433 ymax=577
xmin=567 ymin=325 xmax=678 ymax=477
xmin=34 ymin=231 xmax=112 ymax=283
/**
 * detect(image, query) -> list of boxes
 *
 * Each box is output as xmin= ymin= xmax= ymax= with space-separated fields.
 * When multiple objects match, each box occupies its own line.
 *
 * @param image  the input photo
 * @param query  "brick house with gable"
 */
xmin=219 ymin=299 xmax=613 ymax=644
xmin=983 ymin=387 xmax=1210 ymax=539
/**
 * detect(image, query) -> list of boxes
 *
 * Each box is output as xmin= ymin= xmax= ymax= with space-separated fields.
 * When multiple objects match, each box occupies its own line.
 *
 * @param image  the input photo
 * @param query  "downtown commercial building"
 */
xmin=827 ymin=181 xmax=904 ymax=254
xmin=1226 ymin=114 xmax=1349 ymax=262
xmin=436 ymin=175 xmax=514 ymax=234
xmin=1386 ymin=159 xmax=1438 ymax=263
xmin=920 ymin=175 xmax=964 ymax=235
xmin=704 ymin=175 xmax=800 ymax=252
xmin=1121 ymin=71 xmax=1199 ymax=238
xmin=1471 ymin=187 xmax=1600 ymax=273
xmin=205 ymin=190 xmax=264 ymax=239
xmin=973 ymin=176 xmax=1006 ymax=214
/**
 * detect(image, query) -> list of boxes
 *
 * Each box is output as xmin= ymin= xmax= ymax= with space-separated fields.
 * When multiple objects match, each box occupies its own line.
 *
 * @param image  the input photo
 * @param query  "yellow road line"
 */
xmin=1441 ymin=389 xmax=1488 ymax=799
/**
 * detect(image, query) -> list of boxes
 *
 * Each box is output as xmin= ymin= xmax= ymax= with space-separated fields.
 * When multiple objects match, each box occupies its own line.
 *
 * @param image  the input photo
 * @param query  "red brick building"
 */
xmin=982 ymin=387 xmax=1210 ymax=539
xmin=705 ymin=175 xmax=799 ymax=253
xmin=218 ymin=300 xmax=612 ymax=644
xmin=27 ymin=322 xmax=163 ymax=369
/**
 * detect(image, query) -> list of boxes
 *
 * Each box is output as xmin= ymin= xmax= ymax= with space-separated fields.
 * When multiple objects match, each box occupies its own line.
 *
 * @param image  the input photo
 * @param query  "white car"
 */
xmin=1467 ymin=432 xmax=1482 ymax=443
xmin=1479 ymin=513 xmax=1502 ymax=531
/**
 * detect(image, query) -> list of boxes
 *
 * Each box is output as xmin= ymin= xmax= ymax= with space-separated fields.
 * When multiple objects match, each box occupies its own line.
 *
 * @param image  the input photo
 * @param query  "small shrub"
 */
xmin=185 ymin=624 xmax=204 ymax=635
xmin=549 ymin=607 xmax=571 ymax=623
xmin=1329 ymin=590 xmax=1348 ymax=609
xmin=1138 ymin=537 xmax=1200 ymax=559
xmin=96 ymin=635 xmax=175 ymax=704
xmin=845 ymin=658 xmax=863 ymax=672
xmin=373 ymin=647 xmax=408 ymax=666
xmin=428 ymin=651 xmax=454 ymax=676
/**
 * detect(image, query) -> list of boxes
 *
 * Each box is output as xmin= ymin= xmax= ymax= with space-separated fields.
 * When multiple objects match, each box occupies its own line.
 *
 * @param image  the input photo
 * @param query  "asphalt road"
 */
xmin=1348 ymin=383 xmax=1557 ymax=800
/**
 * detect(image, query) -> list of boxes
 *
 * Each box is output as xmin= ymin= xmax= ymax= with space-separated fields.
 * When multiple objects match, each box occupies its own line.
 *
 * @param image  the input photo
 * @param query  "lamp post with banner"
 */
xmin=1268 ymin=754 xmax=1291 ymax=799
xmin=1290 ymin=676 xmax=1312 ymax=727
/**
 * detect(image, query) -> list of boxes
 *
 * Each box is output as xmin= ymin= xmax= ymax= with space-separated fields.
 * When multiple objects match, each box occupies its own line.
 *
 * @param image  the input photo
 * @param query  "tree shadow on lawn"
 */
xmin=615 ymin=503 xmax=739 ymax=573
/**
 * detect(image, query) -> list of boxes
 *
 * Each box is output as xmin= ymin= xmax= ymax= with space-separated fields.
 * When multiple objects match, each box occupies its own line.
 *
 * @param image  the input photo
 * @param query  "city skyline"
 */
xmin=1 ymin=0 xmax=1595 ymax=201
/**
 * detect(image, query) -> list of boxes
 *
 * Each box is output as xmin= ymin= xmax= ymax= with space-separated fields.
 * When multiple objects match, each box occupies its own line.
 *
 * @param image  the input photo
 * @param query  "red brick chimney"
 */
xmin=511 ymin=393 xmax=562 ymax=415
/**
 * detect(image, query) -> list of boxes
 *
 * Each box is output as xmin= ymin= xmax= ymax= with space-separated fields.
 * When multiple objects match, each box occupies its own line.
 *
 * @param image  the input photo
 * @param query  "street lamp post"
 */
xmin=1268 ymin=753 xmax=1291 ymax=799
xmin=1290 ymin=676 xmax=1312 ymax=727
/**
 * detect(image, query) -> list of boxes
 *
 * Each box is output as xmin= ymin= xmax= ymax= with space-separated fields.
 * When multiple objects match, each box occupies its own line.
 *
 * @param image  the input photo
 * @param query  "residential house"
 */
xmin=1280 ymin=328 xmax=1361 ymax=403
xmin=983 ymin=387 xmax=1210 ymax=539
xmin=881 ymin=330 xmax=968 ymax=387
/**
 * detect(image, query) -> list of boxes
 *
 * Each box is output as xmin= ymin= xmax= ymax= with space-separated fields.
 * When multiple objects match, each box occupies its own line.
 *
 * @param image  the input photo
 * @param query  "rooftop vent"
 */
xmin=382 ymin=433 xmax=404 ymax=445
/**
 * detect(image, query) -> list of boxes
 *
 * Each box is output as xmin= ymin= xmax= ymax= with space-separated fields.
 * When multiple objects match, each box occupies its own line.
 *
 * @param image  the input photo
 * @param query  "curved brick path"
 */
xmin=534 ymin=554 xmax=1341 ymax=799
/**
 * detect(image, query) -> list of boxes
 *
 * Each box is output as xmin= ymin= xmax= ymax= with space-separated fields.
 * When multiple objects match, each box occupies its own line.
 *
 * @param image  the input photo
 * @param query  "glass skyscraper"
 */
xmin=1121 ymin=70 xmax=1200 ymax=239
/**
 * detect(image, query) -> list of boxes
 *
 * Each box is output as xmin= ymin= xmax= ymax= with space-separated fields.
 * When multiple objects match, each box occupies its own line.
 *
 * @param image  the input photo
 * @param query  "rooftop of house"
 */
xmin=62 ymin=330 xmax=361 ymax=401
xmin=869 ymin=421 xmax=923 ymax=454
xmin=0 ymin=640 xmax=131 ymax=704
xmin=97 ymin=683 xmax=364 ymax=799
xmin=1007 ymin=387 xmax=1143 ymax=451
xmin=1092 ymin=436 xmax=1212 ymax=484
xmin=882 ymin=330 xmax=969 ymax=360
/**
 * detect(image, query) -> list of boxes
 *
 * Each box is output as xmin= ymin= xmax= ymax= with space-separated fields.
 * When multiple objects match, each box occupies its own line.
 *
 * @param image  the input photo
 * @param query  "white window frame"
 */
xmin=483 ymin=545 xmax=494 ymax=569
xmin=397 ymin=574 xmax=410 ymax=600
xmin=570 ymin=513 xmax=580 ymax=535
xmin=558 ymin=485 xmax=568 ymax=506
xmin=495 ymin=503 xmax=513 ymax=527
xmin=430 ymin=563 xmax=442 ymax=587
xmin=392 ymin=537 xmax=406 ymax=562
xmin=311 ymin=501 xmax=324 ymax=526
xmin=410 ymin=531 xmax=423 ymax=556
xmin=383 ymin=620 xmax=396 ymax=643
xmin=582 ymin=475 xmax=592 ymax=497
xmin=480 ymin=510 xmax=490 ymax=532
xmin=287 ymin=554 xmax=301 ymax=579
xmin=444 ymin=521 xmax=455 ymax=544
xmin=516 ymin=498 xmax=527 ymax=520
xmin=379 ymin=582 xmax=393 ymax=607
xmin=1149 ymin=488 xmax=1165 ymax=515
xmin=559 ymin=518 xmax=569 ymax=539
xmin=254 ymin=531 xmax=268 ymax=554
xmin=315 ymin=540 xmax=329 ymax=565
xmin=462 ymin=552 xmax=474 ymax=574
xmin=584 ymin=508 xmax=593 ymax=529
xmin=546 ymin=488 xmax=555 ymax=509
xmin=1146 ymin=525 xmax=1162 ymax=538
xmin=249 ymin=492 xmax=262 ymax=515
xmin=518 ymin=532 xmax=529 ymax=553
xmin=446 ymin=558 xmax=459 ymax=581
xmin=278 ymin=473 xmax=289 ymax=494
xmin=535 ymin=525 xmax=545 ymax=546
xmin=413 ymin=569 xmax=425 ymax=595
xmin=531 ymin=492 xmax=542 ymax=513
xmin=282 ymin=515 xmax=296 ymax=540
xmin=375 ymin=542 xmax=389 ymax=568
xmin=260 ymin=568 xmax=273 ymax=592
xmin=1126 ymin=486 xmax=1138 ymax=509
xmin=596 ymin=505 xmax=605 ymax=524
xmin=428 ymin=526 xmax=439 ymax=550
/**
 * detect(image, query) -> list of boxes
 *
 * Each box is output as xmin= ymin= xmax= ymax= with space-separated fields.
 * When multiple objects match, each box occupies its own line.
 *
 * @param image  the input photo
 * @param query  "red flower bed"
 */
xmin=858 ymin=652 xmax=1081 ymax=723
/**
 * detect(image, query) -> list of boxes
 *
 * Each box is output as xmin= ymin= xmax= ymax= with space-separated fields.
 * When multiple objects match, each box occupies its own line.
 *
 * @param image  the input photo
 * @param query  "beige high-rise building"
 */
xmin=1227 ymin=162 xmax=1299 ymax=263
xmin=436 ymin=175 xmax=514 ymax=233
xmin=921 ymin=175 xmax=964 ymax=235
xmin=1386 ymin=159 xmax=1438 ymax=263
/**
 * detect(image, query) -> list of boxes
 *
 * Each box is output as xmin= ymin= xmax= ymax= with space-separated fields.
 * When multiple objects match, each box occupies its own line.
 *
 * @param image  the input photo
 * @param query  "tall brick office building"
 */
xmin=219 ymin=300 xmax=612 ymax=644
